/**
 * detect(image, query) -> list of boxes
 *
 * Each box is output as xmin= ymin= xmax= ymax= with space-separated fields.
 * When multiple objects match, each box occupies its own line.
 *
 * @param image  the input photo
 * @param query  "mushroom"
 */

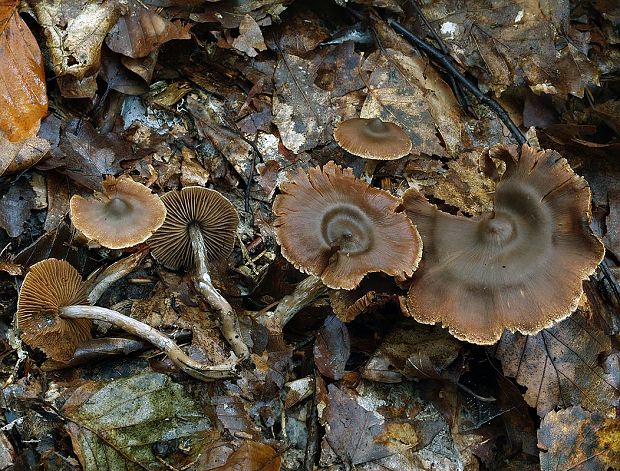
xmin=258 ymin=161 xmax=422 ymax=334
xmin=333 ymin=118 xmax=412 ymax=160
xmin=402 ymin=144 xmax=605 ymax=344
xmin=148 ymin=187 xmax=250 ymax=360
xmin=17 ymin=259 xmax=235 ymax=380
xmin=70 ymin=176 xmax=166 ymax=249
xmin=274 ymin=161 xmax=421 ymax=290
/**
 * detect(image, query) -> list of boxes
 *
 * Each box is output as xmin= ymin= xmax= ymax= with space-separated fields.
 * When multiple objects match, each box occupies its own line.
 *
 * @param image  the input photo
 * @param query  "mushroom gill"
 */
xmin=402 ymin=144 xmax=605 ymax=344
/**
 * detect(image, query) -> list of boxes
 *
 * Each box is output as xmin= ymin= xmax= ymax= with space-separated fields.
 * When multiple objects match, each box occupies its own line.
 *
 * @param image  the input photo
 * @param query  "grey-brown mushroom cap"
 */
xmin=403 ymin=145 xmax=605 ymax=345
xmin=70 ymin=176 xmax=166 ymax=249
xmin=17 ymin=259 xmax=91 ymax=362
xmin=148 ymin=187 xmax=239 ymax=270
xmin=273 ymin=161 xmax=422 ymax=290
xmin=333 ymin=118 xmax=412 ymax=160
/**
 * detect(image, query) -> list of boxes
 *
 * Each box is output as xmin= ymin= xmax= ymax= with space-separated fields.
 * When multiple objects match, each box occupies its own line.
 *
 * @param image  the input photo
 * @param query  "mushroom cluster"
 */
xmin=402 ymin=145 xmax=605 ymax=344
xmin=17 ymin=259 xmax=234 ymax=380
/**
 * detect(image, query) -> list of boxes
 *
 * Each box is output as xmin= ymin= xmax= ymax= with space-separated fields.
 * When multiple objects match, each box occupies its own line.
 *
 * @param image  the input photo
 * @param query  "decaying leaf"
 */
xmin=41 ymin=120 xmax=133 ymax=191
xmin=63 ymin=373 xmax=217 ymax=471
xmin=321 ymin=384 xmax=393 ymax=466
xmin=272 ymin=52 xmax=333 ymax=153
xmin=106 ymin=1 xmax=191 ymax=59
xmin=361 ymin=323 xmax=462 ymax=383
xmin=538 ymin=406 xmax=620 ymax=471
xmin=32 ymin=0 xmax=124 ymax=97
xmin=494 ymin=309 xmax=620 ymax=416
xmin=0 ymin=134 xmax=50 ymax=176
xmin=420 ymin=0 xmax=599 ymax=96
xmin=0 ymin=177 xmax=36 ymax=238
xmin=0 ymin=2 xmax=48 ymax=141
xmin=218 ymin=441 xmax=281 ymax=471
xmin=232 ymin=15 xmax=267 ymax=58
xmin=314 ymin=315 xmax=350 ymax=380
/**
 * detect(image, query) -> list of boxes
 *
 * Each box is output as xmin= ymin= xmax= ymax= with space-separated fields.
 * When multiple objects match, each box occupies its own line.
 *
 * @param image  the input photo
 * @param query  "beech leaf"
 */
xmin=0 ymin=2 xmax=48 ymax=142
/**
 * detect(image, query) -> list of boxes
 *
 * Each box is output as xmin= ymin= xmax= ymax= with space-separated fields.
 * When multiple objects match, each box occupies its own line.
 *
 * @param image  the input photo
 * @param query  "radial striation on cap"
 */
xmin=273 ymin=161 xmax=422 ymax=290
xmin=70 ymin=176 xmax=166 ymax=249
xmin=333 ymin=117 xmax=412 ymax=160
xmin=17 ymin=259 xmax=91 ymax=361
xmin=403 ymin=145 xmax=605 ymax=344
xmin=148 ymin=187 xmax=239 ymax=270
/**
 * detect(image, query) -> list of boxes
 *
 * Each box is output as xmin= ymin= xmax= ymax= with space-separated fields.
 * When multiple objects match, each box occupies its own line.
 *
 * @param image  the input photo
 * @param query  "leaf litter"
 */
xmin=0 ymin=0 xmax=618 ymax=470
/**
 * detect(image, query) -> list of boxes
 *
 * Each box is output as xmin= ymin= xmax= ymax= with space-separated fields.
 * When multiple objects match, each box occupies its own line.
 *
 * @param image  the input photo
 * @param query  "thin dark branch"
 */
xmin=387 ymin=19 xmax=526 ymax=146
xmin=407 ymin=0 xmax=470 ymax=110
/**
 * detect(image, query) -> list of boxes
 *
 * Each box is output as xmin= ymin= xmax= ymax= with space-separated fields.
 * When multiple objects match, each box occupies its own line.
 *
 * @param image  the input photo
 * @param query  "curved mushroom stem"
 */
xmin=258 ymin=276 xmax=328 ymax=334
xmin=59 ymin=305 xmax=236 ymax=382
xmin=188 ymin=225 xmax=250 ymax=360
xmin=86 ymin=250 xmax=148 ymax=304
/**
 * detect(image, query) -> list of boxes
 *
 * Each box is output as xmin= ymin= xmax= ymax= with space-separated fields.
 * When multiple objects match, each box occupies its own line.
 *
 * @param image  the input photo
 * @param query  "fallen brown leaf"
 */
xmin=0 ymin=2 xmax=48 ymax=141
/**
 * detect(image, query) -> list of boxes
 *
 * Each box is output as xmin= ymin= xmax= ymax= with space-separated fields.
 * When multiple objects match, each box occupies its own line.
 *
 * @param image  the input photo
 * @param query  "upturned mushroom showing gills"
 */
xmin=148 ymin=187 xmax=250 ymax=360
xmin=273 ymin=161 xmax=422 ymax=290
xmin=333 ymin=117 xmax=412 ymax=160
xmin=70 ymin=176 xmax=166 ymax=249
xmin=402 ymin=145 xmax=605 ymax=344
xmin=17 ymin=259 xmax=234 ymax=381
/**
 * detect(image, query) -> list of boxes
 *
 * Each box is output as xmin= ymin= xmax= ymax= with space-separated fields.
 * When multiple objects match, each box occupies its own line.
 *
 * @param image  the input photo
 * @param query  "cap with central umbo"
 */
xmin=273 ymin=161 xmax=422 ymax=290
xmin=402 ymin=145 xmax=605 ymax=344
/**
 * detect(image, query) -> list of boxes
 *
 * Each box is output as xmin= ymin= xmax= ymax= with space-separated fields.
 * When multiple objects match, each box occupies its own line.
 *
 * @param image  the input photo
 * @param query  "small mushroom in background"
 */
xmin=402 ymin=144 xmax=605 ymax=344
xmin=70 ymin=176 xmax=166 ymax=249
xmin=260 ymin=161 xmax=422 ymax=334
xmin=148 ymin=187 xmax=250 ymax=360
xmin=333 ymin=118 xmax=412 ymax=160
xmin=17 ymin=259 xmax=235 ymax=381
xmin=334 ymin=117 xmax=412 ymax=180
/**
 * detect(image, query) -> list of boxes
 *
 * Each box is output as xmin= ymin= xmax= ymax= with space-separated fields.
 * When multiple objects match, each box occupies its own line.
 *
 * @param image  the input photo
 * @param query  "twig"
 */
xmin=387 ymin=19 xmax=526 ymax=146
xmin=407 ymin=0 xmax=470 ymax=110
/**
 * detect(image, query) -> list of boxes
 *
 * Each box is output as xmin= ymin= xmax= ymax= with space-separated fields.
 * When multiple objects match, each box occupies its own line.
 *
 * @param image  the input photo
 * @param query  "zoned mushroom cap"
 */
xmin=17 ymin=259 xmax=91 ymax=361
xmin=403 ymin=145 xmax=605 ymax=344
xmin=333 ymin=117 xmax=412 ymax=160
xmin=70 ymin=176 xmax=166 ymax=249
xmin=273 ymin=161 xmax=422 ymax=290
xmin=148 ymin=187 xmax=239 ymax=270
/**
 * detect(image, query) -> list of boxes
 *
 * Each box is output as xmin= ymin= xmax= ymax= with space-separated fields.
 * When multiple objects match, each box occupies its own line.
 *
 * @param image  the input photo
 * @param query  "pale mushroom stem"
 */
xmin=259 ymin=275 xmax=328 ymax=333
xmin=188 ymin=225 xmax=250 ymax=360
xmin=59 ymin=305 xmax=235 ymax=381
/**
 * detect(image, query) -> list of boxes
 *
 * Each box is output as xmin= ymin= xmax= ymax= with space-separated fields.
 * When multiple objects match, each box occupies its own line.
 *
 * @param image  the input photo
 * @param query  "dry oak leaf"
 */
xmin=0 ymin=2 xmax=47 ymax=142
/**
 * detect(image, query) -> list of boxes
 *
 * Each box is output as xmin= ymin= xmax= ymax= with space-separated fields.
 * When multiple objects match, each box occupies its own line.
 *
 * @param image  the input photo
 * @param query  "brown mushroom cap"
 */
xmin=333 ymin=118 xmax=412 ymax=160
xmin=17 ymin=259 xmax=91 ymax=361
xmin=403 ymin=145 xmax=605 ymax=344
xmin=70 ymin=176 xmax=166 ymax=249
xmin=273 ymin=161 xmax=422 ymax=290
xmin=148 ymin=187 xmax=239 ymax=270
